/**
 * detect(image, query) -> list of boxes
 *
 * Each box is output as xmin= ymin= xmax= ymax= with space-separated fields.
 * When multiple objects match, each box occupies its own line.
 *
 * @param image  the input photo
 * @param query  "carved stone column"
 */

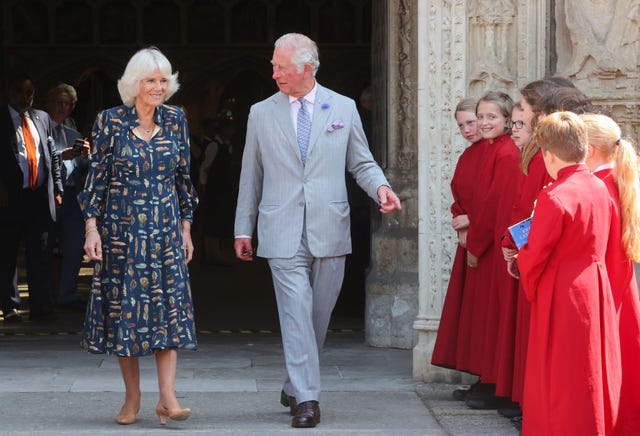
xmin=365 ymin=0 xmax=419 ymax=349
xmin=411 ymin=0 xmax=472 ymax=382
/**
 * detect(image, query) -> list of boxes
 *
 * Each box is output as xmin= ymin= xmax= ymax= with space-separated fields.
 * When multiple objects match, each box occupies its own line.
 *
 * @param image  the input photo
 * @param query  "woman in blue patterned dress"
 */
xmin=80 ymin=47 xmax=198 ymax=426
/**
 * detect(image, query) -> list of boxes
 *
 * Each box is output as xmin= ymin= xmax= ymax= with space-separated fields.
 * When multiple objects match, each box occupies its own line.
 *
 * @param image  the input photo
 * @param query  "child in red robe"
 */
xmin=582 ymin=113 xmax=640 ymax=436
xmin=432 ymin=98 xmax=487 ymax=380
xmin=517 ymin=112 xmax=621 ymax=435
xmin=459 ymin=92 xmax=522 ymax=408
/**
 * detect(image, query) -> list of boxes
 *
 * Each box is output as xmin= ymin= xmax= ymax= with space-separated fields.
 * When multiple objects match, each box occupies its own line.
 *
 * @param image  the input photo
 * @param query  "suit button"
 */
xmin=298 ymin=201 xmax=304 ymax=207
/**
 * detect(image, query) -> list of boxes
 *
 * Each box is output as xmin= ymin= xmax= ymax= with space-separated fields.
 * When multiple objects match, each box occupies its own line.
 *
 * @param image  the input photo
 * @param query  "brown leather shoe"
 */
xmin=291 ymin=401 xmax=320 ymax=428
xmin=280 ymin=390 xmax=297 ymax=416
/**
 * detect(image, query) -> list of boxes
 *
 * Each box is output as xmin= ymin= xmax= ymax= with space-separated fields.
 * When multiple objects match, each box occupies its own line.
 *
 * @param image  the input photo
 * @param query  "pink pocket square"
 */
xmin=327 ymin=119 xmax=344 ymax=132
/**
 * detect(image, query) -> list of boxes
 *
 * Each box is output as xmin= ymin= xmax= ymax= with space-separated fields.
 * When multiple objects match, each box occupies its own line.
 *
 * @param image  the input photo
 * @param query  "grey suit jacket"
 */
xmin=234 ymin=84 xmax=389 ymax=259
xmin=56 ymin=124 xmax=88 ymax=189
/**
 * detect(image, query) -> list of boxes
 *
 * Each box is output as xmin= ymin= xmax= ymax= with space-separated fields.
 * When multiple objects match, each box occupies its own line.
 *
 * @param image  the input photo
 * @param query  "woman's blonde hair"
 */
xmin=581 ymin=113 xmax=640 ymax=261
xmin=117 ymin=47 xmax=179 ymax=107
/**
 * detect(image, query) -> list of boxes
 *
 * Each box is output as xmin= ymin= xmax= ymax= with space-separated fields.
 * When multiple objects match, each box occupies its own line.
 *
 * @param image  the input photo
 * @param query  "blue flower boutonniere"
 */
xmin=321 ymin=103 xmax=330 ymax=110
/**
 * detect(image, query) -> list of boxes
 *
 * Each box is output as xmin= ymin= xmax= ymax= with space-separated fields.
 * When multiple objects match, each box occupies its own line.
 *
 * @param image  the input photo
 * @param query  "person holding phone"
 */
xmin=45 ymin=83 xmax=90 ymax=311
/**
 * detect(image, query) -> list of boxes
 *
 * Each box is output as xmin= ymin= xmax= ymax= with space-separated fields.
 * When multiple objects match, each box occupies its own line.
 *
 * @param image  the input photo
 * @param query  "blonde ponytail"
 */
xmin=582 ymin=114 xmax=640 ymax=261
xmin=615 ymin=138 xmax=640 ymax=261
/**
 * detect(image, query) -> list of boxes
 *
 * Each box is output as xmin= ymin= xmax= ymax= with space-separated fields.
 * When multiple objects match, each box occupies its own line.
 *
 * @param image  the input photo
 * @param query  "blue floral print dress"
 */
xmin=78 ymin=104 xmax=198 ymax=356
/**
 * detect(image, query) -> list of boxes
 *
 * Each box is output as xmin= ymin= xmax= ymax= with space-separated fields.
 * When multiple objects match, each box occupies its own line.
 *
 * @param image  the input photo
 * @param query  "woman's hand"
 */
xmin=84 ymin=227 xmax=102 ymax=261
xmin=181 ymin=221 xmax=194 ymax=264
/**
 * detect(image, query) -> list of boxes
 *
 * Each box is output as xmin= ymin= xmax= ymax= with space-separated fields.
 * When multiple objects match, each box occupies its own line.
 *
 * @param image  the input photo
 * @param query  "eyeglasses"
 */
xmin=507 ymin=120 xmax=526 ymax=129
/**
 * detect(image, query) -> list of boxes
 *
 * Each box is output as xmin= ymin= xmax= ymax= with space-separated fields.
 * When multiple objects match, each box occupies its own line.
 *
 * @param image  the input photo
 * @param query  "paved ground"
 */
xmin=0 ymin=245 xmax=523 ymax=434
xmin=0 ymin=331 xmax=520 ymax=435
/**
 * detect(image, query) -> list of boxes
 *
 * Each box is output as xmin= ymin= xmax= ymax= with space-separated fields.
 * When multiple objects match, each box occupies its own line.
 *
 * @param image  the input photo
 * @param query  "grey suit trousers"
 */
xmin=268 ymin=232 xmax=345 ymax=404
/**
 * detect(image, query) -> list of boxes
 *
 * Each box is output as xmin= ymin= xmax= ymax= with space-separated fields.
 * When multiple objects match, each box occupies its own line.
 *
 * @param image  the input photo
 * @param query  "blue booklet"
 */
xmin=508 ymin=216 xmax=532 ymax=250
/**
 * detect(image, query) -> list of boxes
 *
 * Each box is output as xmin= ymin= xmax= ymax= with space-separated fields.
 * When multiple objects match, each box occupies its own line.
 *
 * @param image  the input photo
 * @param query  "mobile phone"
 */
xmin=73 ymin=138 xmax=85 ymax=150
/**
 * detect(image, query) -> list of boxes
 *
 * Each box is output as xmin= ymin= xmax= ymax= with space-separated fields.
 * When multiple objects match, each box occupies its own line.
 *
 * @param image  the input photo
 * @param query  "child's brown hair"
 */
xmin=533 ymin=111 xmax=587 ymax=163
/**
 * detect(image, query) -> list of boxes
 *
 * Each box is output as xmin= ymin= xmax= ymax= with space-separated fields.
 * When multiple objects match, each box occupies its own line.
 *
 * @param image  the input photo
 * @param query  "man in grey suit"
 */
xmin=46 ymin=83 xmax=89 ymax=310
xmin=234 ymin=33 xmax=401 ymax=428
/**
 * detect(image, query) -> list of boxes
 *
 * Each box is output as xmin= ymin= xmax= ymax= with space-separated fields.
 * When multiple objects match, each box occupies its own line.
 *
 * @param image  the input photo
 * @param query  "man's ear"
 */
xmin=304 ymin=64 xmax=313 ymax=76
xmin=586 ymin=144 xmax=596 ymax=159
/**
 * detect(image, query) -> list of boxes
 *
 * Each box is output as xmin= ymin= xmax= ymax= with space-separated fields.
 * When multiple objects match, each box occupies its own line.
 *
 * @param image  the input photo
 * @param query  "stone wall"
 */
xmin=406 ymin=0 xmax=640 ymax=381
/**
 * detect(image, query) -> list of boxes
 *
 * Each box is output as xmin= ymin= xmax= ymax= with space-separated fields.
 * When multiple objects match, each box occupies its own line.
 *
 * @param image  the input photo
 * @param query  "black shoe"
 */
xmin=280 ymin=390 xmax=297 ymax=416
xmin=291 ymin=401 xmax=320 ymax=428
xmin=452 ymin=380 xmax=482 ymax=401
xmin=466 ymin=395 xmax=513 ymax=410
xmin=498 ymin=402 xmax=522 ymax=418
xmin=464 ymin=382 xmax=495 ymax=400
xmin=2 ymin=308 xmax=23 ymax=323
xmin=452 ymin=387 xmax=470 ymax=401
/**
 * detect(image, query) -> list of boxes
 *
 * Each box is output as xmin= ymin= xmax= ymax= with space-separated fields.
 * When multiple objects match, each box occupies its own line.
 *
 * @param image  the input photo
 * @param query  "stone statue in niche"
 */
xmin=555 ymin=0 xmax=639 ymax=78
xmin=467 ymin=0 xmax=517 ymax=93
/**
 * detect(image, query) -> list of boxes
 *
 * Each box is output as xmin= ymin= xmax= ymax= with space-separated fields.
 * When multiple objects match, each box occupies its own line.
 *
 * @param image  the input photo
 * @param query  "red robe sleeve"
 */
xmin=517 ymin=189 xmax=563 ymax=302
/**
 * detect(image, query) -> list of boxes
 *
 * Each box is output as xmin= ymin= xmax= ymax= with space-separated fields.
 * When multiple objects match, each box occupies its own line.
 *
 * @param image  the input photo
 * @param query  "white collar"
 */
xmin=288 ymin=82 xmax=318 ymax=105
xmin=593 ymin=163 xmax=614 ymax=173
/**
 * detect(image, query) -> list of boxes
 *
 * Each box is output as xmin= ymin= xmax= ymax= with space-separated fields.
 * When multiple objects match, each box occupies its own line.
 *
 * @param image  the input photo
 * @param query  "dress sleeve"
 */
xmin=77 ymin=110 xmax=113 ymax=219
xmin=517 ymin=191 xmax=563 ymax=302
xmin=174 ymin=109 xmax=198 ymax=222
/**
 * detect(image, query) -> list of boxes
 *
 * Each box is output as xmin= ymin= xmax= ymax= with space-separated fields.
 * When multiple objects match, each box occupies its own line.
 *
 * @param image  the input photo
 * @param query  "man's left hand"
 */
xmin=377 ymin=185 xmax=402 ymax=214
xmin=55 ymin=193 xmax=63 ymax=207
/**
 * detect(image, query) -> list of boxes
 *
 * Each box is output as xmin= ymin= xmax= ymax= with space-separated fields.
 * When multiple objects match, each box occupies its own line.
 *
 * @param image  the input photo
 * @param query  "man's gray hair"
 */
xmin=274 ymin=33 xmax=320 ymax=76
xmin=47 ymin=83 xmax=78 ymax=106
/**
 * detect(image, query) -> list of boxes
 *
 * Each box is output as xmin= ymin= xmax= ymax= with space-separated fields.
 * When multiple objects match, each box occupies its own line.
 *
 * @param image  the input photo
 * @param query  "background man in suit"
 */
xmin=0 ymin=73 xmax=63 ymax=322
xmin=234 ymin=33 xmax=401 ymax=428
xmin=46 ymin=83 xmax=89 ymax=311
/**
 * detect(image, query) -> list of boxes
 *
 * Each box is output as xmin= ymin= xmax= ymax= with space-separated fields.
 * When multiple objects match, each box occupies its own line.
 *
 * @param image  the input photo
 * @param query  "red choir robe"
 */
xmin=594 ymin=167 xmax=640 ymax=436
xmin=432 ymin=138 xmax=488 ymax=369
xmin=518 ymin=164 xmax=621 ymax=436
xmin=457 ymin=134 xmax=519 ymax=377
xmin=496 ymin=150 xmax=553 ymax=400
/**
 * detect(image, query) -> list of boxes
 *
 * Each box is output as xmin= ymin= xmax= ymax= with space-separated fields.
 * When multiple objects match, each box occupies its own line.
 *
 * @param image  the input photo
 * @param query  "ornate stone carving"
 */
xmin=467 ymin=0 xmax=517 ymax=94
xmin=555 ymin=0 xmax=639 ymax=80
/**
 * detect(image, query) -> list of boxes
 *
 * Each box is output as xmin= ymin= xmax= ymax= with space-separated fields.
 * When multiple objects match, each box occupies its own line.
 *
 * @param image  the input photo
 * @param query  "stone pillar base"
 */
xmin=412 ymin=318 xmax=477 ymax=384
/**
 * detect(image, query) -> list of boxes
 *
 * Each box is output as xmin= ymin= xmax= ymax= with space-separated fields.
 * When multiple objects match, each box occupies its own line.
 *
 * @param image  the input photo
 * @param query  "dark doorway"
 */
xmin=1 ymin=0 xmax=375 ymax=332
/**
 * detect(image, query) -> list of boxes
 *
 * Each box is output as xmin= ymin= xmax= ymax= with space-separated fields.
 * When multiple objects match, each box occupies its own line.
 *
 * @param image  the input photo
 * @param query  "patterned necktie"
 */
xmin=20 ymin=113 xmax=38 ymax=190
xmin=297 ymin=97 xmax=311 ymax=165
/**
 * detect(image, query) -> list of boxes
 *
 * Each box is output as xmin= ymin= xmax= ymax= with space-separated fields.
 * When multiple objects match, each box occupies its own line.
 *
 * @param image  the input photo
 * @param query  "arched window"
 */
xmin=55 ymin=0 xmax=91 ymax=44
xmin=12 ymin=0 xmax=48 ymax=44
xmin=187 ymin=0 xmax=225 ymax=44
xmin=99 ymin=0 xmax=137 ymax=45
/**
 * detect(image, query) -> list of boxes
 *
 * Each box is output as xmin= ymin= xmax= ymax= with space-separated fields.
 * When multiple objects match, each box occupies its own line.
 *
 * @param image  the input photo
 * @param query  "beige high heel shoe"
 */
xmin=115 ymin=405 xmax=140 ymax=425
xmin=155 ymin=403 xmax=191 ymax=425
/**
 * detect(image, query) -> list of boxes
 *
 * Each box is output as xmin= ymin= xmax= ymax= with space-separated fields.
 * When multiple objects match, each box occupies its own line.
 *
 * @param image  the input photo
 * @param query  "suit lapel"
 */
xmin=29 ymin=109 xmax=48 ymax=156
xmin=307 ymin=85 xmax=332 ymax=161
xmin=272 ymin=93 xmax=301 ymax=163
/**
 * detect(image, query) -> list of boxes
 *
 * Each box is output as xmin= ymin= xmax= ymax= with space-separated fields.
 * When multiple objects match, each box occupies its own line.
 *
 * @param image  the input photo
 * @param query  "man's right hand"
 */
xmin=234 ymin=237 xmax=254 ymax=261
